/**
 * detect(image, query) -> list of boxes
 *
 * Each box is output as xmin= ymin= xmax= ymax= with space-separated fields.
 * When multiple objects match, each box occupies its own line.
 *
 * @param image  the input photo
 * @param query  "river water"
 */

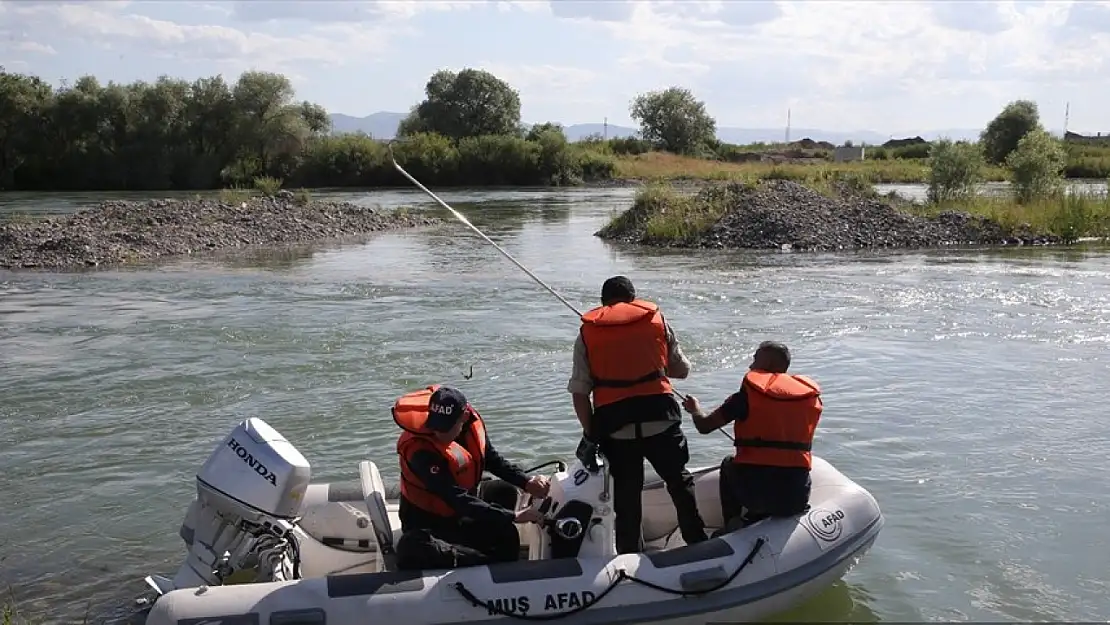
xmin=1 ymin=185 xmax=1109 ymax=624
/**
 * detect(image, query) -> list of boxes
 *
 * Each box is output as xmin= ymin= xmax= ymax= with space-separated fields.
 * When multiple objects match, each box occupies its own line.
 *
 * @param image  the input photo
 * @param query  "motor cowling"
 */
xmin=541 ymin=455 xmax=616 ymax=560
xmin=196 ymin=417 xmax=311 ymax=520
xmin=162 ymin=418 xmax=312 ymax=592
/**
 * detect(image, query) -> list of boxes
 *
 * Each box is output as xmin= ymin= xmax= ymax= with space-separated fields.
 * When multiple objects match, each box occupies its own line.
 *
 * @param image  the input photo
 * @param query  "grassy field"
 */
xmin=610 ymin=152 xmax=1012 ymax=184
xmin=605 ymin=137 xmax=1110 ymax=185
xmin=912 ymin=192 xmax=1110 ymax=241
xmin=605 ymin=178 xmax=1110 ymax=244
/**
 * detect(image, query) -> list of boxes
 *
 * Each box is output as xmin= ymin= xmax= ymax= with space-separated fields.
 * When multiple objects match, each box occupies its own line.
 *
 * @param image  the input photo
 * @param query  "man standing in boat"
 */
xmin=393 ymin=384 xmax=551 ymax=570
xmin=681 ymin=341 xmax=821 ymax=531
xmin=568 ymin=275 xmax=708 ymax=553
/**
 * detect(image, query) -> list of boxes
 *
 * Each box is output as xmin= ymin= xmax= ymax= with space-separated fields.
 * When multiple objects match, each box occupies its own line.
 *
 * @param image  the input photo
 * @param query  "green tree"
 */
xmin=398 ymin=68 xmax=522 ymax=141
xmin=525 ymin=122 xmax=564 ymax=142
xmin=629 ymin=87 xmax=716 ymax=155
xmin=0 ymin=68 xmax=614 ymax=192
xmin=224 ymin=71 xmax=328 ymax=183
xmin=1005 ymin=128 xmax=1066 ymax=203
xmin=128 ymin=77 xmax=191 ymax=188
xmin=526 ymin=123 xmax=577 ymax=184
xmin=980 ymin=100 xmax=1040 ymax=165
xmin=179 ymin=75 xmax=238 ymax=188
xmin=926 ymin=138 xmax=985 ymax=204
xmin=0 ymin=69 xmax=53 ymax=189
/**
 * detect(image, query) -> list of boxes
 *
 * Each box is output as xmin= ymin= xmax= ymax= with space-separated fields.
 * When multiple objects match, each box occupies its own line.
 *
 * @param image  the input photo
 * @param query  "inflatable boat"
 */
xmin=140 ymin=418 xmax=884 ymax=625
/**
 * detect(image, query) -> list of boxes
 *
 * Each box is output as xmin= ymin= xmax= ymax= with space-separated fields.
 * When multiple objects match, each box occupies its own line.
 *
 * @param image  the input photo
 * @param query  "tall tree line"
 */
xmin=0 ymin=68 xmax=330 ymax=191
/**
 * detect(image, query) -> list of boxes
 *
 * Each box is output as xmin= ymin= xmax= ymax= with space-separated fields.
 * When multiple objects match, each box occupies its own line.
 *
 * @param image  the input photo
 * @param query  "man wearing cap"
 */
xmin=392 ymin=384 xmax=550 ymax=570
xmin=568 ymin=275 xmax=708 ymax=554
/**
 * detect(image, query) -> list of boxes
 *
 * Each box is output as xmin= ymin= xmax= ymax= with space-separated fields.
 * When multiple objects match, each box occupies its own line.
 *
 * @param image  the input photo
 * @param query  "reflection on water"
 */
xmin=767 ymin=580 xmax=881 ymax=623
xmin=873 ymin=179 xmax=1108 ymax=202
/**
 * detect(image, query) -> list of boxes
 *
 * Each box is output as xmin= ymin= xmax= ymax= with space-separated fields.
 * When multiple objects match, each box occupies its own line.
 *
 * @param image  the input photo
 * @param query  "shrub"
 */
xmin=457 ymin=135 xmax=540 ymax=185
xmin=252 ymin=176 xmax=283 ymax=197
xmin=888 ymin=143 xmax=932 ymax=159
xmin=608 ymin=136 xmax=652 ymax=156
xmin=597 ymin=182 xmax=740 ymax=244
xmin=218 ymin=187 xmax=252 ymax=204
xmin=285 ymin=132 xmax=615 ymax=188
xmin=393 ymin=132 xmax=461 ymax=185
xmin=1006 ymin=129 xmax=1066 ymax=203
xmin=576 ymin=150 xmax=618 ymax=182
xmin=926 ymin=139 xmax=985 ymax=204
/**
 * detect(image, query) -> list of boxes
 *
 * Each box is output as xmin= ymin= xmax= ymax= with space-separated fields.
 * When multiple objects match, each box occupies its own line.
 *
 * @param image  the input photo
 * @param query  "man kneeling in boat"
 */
xmin=681 ymin=341 xmax=821 ymax=532
xmin=393 ymin=384 xmax=551 ymax=570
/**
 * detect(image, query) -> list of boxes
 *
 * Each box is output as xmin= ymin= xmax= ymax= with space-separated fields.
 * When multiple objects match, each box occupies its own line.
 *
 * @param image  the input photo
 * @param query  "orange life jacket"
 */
xmin=394 ymin=385 xmax=488 ymax=517
xmin=733 ymin=371 xmax=822 ymax=469
xmin=579 ymin=299 xmax=673 ymax=409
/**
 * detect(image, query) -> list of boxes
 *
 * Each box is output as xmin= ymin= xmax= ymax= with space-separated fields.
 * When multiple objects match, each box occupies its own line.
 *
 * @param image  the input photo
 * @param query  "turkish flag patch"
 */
xmin=429 ymin=465 xmax=440 ymax=474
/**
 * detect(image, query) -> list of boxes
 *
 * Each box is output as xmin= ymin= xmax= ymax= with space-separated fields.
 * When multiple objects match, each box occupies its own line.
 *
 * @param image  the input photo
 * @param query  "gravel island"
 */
xmin=1 ymin=191 xmax=440 ymax=270
xmin=596 ymin=179 xmax=1063 ymax=251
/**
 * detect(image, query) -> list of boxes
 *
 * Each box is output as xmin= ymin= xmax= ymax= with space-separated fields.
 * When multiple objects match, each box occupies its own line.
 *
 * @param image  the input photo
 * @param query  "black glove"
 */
xmin=575 ymin=434 xmax=601 ymax=473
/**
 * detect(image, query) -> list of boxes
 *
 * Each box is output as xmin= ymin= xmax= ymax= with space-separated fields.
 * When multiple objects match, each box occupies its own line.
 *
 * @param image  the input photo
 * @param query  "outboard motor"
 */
xmin=534 ymin=453 xmax=617 ymax=560
xmin=145 ymin=418 xmax=311 ymax=596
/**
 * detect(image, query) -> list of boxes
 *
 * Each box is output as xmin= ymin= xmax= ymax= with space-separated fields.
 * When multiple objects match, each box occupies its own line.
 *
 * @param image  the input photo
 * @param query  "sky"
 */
xmin=1 ymin=0 xmax=1109 ymax=135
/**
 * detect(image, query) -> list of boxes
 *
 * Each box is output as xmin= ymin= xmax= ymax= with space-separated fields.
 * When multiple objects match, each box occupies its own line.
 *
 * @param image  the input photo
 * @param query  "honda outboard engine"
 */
xmin=147 ymin=418 xmax=311 ymax=595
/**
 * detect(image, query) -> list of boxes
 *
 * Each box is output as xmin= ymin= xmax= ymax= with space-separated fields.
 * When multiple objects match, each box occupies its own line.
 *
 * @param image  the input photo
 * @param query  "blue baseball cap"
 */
xmin=426 ymin=386 xmax=468 ymax=432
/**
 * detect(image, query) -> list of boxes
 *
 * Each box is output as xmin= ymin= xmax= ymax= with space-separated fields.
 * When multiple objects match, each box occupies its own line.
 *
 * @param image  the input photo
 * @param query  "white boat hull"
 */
xmin=144 ymin=455 xmax=883 ymax=625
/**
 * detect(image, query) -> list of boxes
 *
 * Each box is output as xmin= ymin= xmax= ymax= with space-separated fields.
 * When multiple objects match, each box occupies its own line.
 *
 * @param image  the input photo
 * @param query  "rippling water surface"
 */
xmin=2 ymin=187 xmax=1109 ymax=623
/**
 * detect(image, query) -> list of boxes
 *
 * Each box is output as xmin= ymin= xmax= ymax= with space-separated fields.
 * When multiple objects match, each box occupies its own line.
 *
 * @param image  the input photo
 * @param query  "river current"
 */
xmin=1 ymin=185 xmax=1108 ymax=623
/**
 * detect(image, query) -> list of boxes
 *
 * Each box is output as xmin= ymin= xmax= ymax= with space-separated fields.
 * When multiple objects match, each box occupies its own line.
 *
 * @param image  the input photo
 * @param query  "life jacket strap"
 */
xmin=593 ymin=368 xmax=665 ymax=388
xmin=735 ymin=438 xmax=813 ymax=451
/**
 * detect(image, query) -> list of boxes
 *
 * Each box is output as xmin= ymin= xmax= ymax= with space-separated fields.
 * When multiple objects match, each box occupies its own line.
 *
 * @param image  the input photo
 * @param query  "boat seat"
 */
xmin=359 ymin=460 xmax=398 ymax=572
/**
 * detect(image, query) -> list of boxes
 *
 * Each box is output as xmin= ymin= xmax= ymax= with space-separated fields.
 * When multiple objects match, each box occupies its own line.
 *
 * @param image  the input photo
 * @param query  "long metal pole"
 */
xmin=385 ymin=140 xmax=734 ymax=442
xmin=386 ymin=140 xmax=582 ymax=317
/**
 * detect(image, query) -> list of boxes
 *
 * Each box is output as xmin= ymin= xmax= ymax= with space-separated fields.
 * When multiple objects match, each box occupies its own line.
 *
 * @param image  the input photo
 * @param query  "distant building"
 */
xmin=882 ymin=136 xmax=928 ymax=149
xmin=833 ymin=145 xmax=866 ymax=162
xmin=1064 ymin=131 xmax=1110 ymax=145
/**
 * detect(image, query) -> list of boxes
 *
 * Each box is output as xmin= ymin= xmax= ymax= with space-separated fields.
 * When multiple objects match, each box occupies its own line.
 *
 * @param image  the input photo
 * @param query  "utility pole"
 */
xmin=604 ymin=116 xmax=608 ymax=140
xmin=1064 ymin=102 xmax=1070 ymax=136
xmin=785 ymin=108 xmax=791 ymax=144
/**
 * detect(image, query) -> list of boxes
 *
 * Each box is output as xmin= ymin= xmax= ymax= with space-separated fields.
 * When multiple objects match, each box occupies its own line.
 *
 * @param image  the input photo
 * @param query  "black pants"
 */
xmin=719 ymin=456 xmax=811 ymax=528
xmin=395 ymin=481 xmax=522 ymax=570
xmin=599 ymin=422 xmax=707 ymax=553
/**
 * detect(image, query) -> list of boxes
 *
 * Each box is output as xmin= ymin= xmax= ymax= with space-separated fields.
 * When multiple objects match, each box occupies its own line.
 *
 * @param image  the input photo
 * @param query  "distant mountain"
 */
xmin=910 ymin=128 xmax=984 ymax=142
xmin=560 ymin=122 xmax=638 ymax=140
xmin=717 ymin=127 xmax=891 ymax=146
xmin=328 ymin=112 xmax=408 ymax=139
xmin=326 ymin=112 xmax=986 ymax=146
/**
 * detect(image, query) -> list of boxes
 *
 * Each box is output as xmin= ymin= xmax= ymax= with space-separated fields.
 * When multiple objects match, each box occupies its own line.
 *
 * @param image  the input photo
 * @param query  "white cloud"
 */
xmin=225 ymin=0 xmax=476 ymax=24
xmin=547 ymin=0 xmax=636 ymax=23
xmin=0 ymin=0 xmax=414 ymax=78
xmin=1 ymin=0 xmax=1108 ymax=134
xmin=480 ymin=63 xmax=599 ymax=92
xmin=478 ymin=62 xmax=606 ymax=116
xmin=546 ymin=0 xmax=1110 ymax=131
xmin=495 ymin=0 xmax=551 ymax=15
xmin=10 ymin=42 xmax=57 ymax=56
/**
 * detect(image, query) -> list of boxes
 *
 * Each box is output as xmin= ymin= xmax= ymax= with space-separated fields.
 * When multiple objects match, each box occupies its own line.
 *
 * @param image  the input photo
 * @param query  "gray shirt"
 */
xmin=567 ymin=322 xmax=691 ymax=439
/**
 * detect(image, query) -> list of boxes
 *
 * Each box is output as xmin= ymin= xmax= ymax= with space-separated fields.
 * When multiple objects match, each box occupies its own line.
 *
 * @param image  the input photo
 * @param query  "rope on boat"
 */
xmin=450 ymin=537 xmax=766 ymax=621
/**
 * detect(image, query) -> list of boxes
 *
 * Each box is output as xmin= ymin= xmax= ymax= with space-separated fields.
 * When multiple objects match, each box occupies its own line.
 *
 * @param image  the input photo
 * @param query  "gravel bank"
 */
xmin=0 ymin=190 xmax=440 ymax=270
xmin=596 ymin=179 xmax=1062 ymax=251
